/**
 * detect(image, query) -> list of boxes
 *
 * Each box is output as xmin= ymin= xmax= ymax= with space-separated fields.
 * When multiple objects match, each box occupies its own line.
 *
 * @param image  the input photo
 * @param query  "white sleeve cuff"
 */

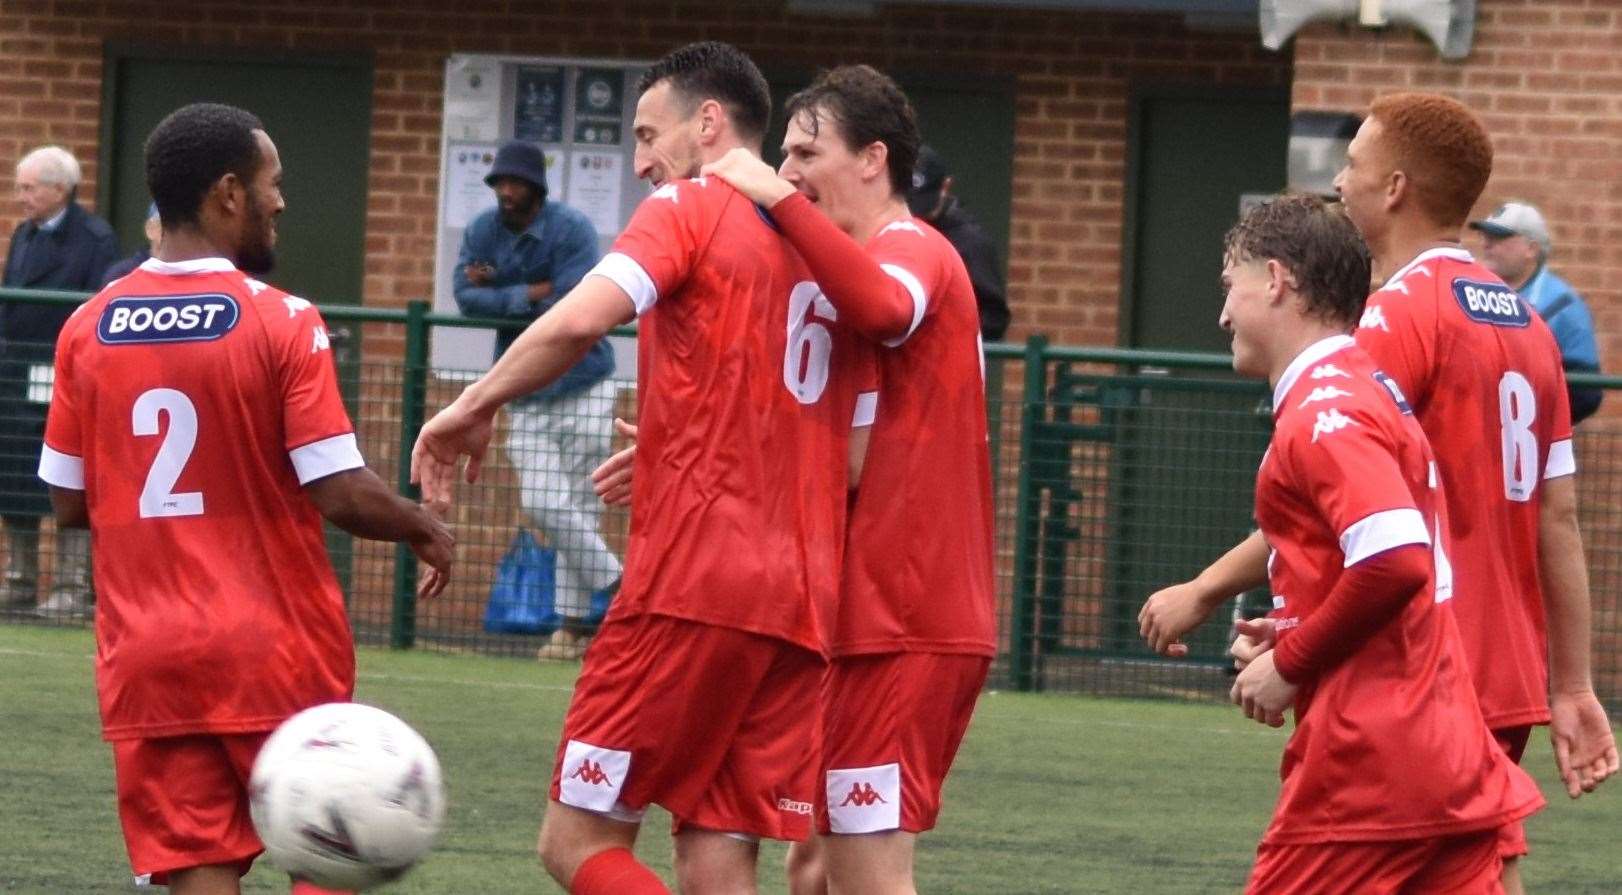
xmin=879 ymin=263 xmax=928 ymax=347
xmin=1545 ymin=438 xmax=1576 ymax=479
xmin=1339 ymin=507 xmax=1429 ymax=567
xmin=289 ymin=433 xmax=365 ymax=485
xmin=589 ymin=252 xmax=659 ymax=317
xmin=852 ymin=391 xmax=877 ymax=427
xmin=38 ymin=444 xmax=85 ymax=490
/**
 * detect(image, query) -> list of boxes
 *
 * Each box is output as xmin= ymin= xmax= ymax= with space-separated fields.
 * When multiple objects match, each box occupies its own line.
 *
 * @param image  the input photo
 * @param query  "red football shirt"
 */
xmin=1356 ymin=247 xmax=1574 ymax=729
xmin=1256 ymin=336 xmax=1542 ymax=845
xmin=39 ymin=257 xmax=363 ymax=741
xmin=586 ymin=177 xmax=867 ymax=654
xmin=835 ymin=219 xmax=995 ymax=657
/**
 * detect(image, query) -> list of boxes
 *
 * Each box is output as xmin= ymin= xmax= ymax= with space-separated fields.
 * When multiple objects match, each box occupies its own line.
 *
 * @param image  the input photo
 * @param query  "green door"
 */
xmin=98 ymin=47 xmax=373 ymax=308
xmin=97 ymin=47 xmax=374 ymax=601
xmin=1103 ymin=88 xmax=1288 ymax=680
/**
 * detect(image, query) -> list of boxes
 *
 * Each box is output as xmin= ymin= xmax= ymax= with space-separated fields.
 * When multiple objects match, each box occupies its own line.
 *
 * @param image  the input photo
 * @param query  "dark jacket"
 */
xmin=100 ymin=249 xmax=151 ymax=288
xmin=2 ymin=201 xmax=119 ymax=354
xmin=929 ymin=199 xmax=1012 ymax=341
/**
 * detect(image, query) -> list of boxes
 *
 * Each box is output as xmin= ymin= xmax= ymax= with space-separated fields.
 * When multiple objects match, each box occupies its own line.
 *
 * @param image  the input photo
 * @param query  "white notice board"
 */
xmin=433 ymin=54 xmax=650 ymax=376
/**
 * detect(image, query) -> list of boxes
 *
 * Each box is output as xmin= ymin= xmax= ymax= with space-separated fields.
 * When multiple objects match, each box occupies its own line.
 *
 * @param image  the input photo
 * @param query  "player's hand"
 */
xmin=410 ymin=510 xmax=455 ymax=600
xmin=699 ymin=148 xmax=796 ymax=207
xmin=591 ymin=418 xmax=638 ymax=507
xmin=1230 ymin=648 xmax=1293 ymax=728
xmin=1138 ymin=581 xmax=1217 ymax=658
xmin=411 ymin=393 xmax=495 ymax=514
xmin=1230 ymin=617 xmax=1277 ymax=672
xmin=1549 ymin=688 xmax=1619 ymax=799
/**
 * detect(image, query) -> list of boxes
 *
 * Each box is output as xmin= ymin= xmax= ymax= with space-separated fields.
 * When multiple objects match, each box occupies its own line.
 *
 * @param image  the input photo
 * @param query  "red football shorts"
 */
xmin=550 ymin=613 xmax=824 ymax=841
xmin=112 ymin=732 xmax=270 ymax=884
xmin=817 ymin=652 xmax=989 ymax=836
xmin=1492 ymin=725 xmax=1533 ymax=859
xmin=1248 ymin=830 xmax=1502 ymax=894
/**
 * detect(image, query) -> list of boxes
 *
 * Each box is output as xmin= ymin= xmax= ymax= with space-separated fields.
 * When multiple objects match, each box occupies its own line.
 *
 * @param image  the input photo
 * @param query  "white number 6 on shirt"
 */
xmin=784 ymin=281 xmax=836 ymax=404
xmin=133 ymin=388 xmax=204 ymax=518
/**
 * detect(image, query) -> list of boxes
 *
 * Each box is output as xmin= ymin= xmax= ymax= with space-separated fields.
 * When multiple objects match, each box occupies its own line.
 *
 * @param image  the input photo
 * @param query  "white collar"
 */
xmin=137 ymin=256 xmax=238 ymax=275
xmin=37 ymin=206 xmax=69 ymax=231
xmin=1272 ymin=334 xmax=1357 ymax=409
xmin=1381 ymin=246 xmax=1473 ymax=290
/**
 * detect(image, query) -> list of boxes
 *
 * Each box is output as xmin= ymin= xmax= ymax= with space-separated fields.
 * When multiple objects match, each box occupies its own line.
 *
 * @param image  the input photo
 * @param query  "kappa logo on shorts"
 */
xmin=777 ymin=797 xmax=813 ymax=816
xmin=838 ymin=782 xmax=888 ymax=807
xmin=559 ymin=740 xmax=631 ymax=814
xmin=827 ymin=763 xmax=901 ymax=834
xmin=567 ymin=758 xmax=613 ymax=786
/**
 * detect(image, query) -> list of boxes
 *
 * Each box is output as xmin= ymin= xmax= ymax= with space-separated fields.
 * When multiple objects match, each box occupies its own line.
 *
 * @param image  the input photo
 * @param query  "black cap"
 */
xmin=906 ymin=145 xmax=948 ymax=216
xmin=485 ymin=140 xmax=548 ymax=200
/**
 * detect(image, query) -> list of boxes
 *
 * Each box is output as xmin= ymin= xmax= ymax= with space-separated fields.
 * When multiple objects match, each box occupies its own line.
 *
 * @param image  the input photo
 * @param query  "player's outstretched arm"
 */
xmin=1139 ymin=529 xmax=1269 ymax=657
xmin=1539 ymin=474 xmax=1619 ymax=798
xmin=305 ymin=468 xmax=454 ymax=599
xmin=412 ymin=276 xmax=635 ymax=509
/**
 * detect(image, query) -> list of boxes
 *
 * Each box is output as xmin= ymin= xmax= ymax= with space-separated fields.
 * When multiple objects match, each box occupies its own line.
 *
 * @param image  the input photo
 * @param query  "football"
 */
xmin=249 ymin=702 xmax=446 ymax=890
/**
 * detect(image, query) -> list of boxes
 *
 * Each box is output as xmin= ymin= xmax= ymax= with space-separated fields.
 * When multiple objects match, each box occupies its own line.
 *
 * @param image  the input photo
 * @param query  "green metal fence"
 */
xmin=5 ymin=288 xmax=1620 ymax=713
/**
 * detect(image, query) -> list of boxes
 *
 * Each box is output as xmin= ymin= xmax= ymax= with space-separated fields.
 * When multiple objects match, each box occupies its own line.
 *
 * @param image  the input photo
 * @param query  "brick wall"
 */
xmin=0 ymin=0 xmax=1288 ymax=349
xmin=1291 ymin=0 xmax=1622 ymax=367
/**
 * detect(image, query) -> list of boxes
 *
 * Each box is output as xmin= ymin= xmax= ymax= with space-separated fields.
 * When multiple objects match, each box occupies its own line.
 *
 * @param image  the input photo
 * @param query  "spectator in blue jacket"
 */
xmin=1472 ymin=201 xmax=1604 ymax=423
xmin=454 ymin=140 xmax=620 ymax=659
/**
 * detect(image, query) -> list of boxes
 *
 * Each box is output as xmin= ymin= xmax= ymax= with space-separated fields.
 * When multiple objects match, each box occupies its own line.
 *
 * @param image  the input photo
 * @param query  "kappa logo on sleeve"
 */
xmin=97 ymin=294 xmax=240 ymax=345
xmin=1452 ymin=279 xmax=1530 ymax=328
xmin=1359 ymin=304 xmax=1390 ymax=332
xmin=1299 ymin=386 xmax=1354 ymax=408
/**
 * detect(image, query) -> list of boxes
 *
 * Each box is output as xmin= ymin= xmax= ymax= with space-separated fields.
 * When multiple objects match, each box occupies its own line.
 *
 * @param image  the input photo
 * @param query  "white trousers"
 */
xmin=504 ymin=380 xmax=623 ymax=617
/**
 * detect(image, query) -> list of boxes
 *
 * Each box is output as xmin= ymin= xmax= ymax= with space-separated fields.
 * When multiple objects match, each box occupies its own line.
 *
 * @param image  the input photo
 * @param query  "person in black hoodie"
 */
xmin=906 ymin=145 xmax=1012 ymax=341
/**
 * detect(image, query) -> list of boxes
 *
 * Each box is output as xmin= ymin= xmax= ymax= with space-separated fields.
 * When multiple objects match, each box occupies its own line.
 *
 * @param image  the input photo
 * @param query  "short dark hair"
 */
xmin=785 ymin=65 xmax=919 ymax=197
xmin=1224 ymin=194 xmax=1372 ymax=327
xmin=1368 ymin=92 xmax=1493 ymax=229
xmin=145 ymin=103 xmax=265 ymax=228
xmin=636 ymin=41 xmax=771 ymax=140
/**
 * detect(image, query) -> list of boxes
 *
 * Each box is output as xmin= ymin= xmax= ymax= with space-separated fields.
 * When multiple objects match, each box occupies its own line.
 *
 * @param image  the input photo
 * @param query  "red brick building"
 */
xmin=2 ymin=1 xmax=1614 ymax=354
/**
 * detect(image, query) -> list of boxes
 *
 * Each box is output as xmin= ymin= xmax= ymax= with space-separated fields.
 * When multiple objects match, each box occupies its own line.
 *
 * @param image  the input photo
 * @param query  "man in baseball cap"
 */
xmin=1471 ymin=201 xmax=1603 ymax=422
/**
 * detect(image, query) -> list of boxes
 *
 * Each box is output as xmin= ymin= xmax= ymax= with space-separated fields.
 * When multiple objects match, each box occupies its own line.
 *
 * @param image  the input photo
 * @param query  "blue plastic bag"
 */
xmin=483 ymin=530 xmax=559 ymax=635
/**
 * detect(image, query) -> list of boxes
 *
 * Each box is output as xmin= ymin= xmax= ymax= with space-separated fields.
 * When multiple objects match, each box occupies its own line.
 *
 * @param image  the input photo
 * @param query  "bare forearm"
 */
xmin=1194 ymin=529 xmax=1271 ymax=607
xmin=1541 ymin=477 xmax=1596 ymax=693
xmin=460 ymin=278 xmax=631 ymax=416
xmin=307 ymin=468 xmax=437 ymax=543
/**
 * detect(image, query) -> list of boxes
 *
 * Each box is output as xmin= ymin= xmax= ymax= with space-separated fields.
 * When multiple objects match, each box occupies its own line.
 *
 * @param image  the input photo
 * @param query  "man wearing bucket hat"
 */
xmin=1471 ymin=201 xmax=1603 ymax=422
xmin=454 ymin=140 xmax=621 ymax=660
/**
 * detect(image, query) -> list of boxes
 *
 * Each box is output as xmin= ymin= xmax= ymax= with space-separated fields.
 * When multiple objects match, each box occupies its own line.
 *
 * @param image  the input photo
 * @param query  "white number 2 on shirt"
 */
xmin=783 ymin=281 xmax=836 ymax=404
xmin=133 ymin=388 xmax=204 ymax=518
xmin=1499 ymin=371 xmax=1538 ymax=502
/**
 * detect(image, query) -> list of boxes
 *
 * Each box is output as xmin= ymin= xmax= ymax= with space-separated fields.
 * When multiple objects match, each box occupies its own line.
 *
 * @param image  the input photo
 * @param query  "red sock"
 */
xmin=570 ymin=847 xmax=669 ymax=895
xmin=290 ymin=883 xmax=352 ymax=895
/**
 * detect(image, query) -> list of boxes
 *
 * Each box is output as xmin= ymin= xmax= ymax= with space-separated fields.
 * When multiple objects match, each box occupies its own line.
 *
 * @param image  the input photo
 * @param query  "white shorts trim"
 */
xmin=559 ymin=739 xmax=641 ymax=820
xmin=826 ymin=763 xmax=901 ymax=834
xmin=853 ymin=391 xmax=878 ymax=427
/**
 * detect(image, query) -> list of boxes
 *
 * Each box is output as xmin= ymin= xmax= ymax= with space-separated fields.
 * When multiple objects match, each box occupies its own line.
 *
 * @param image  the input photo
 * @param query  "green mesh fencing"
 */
xmin=3 ymin=289 xmax=1618 ymax=713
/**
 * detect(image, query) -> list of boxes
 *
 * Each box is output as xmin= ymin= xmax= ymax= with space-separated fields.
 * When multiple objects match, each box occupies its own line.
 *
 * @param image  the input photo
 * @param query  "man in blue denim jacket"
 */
xmin=455 ymin=140 xmax=621 ymax=659
xmin=1472 ymin=202 xmax=1604 ymax=424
